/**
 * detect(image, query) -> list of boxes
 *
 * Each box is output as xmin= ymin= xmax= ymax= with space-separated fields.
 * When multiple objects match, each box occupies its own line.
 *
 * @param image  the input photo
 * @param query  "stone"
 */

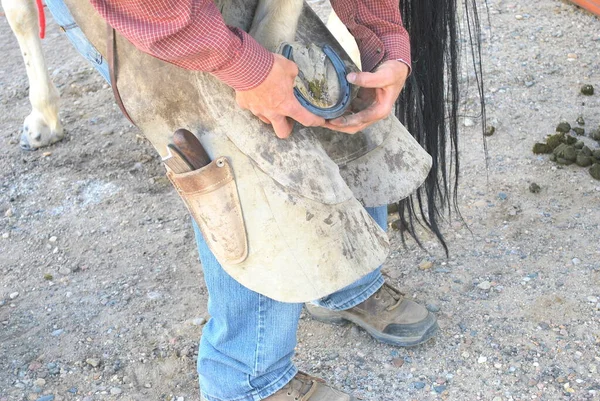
xmin=413 ymin=381 xmax=426 ymax=389
xmin=58 ymin=267 xmax=71 ymax=276
xmin=477 ymin=281 xmax=492 ymax=290
xmin=4 ymin=208 xmax=13 ymax=217
xmin=426 ymin=303 xmax=441 ymax=313
xmin=433 ymin=385 xmax=447 ymax=394
xmin=546 ymin=133 xmax=564 ymax=150
xmin=588 ymin=296 xmax=599 ymax=303
xmin=34 ymin=379 xmax=46 ymax=387
xmin=86 ymin=358 xmax=101 ymax=368
xmin=576 ymin=116 xmax=585 ymax=126
xmin=590 ymin=164 xmax=600 ymax=181
xmin=392 ymin=358 xmax=404 ymax=368
xmin=478 ymin=356 xmax=488 ymax=364
xmin=110 ymin=387 xmax=122 ymax=395
xmin=581 ymin=84 xmax=594 ymax=96
xmin=593 ymin=150 xmax=600 ymax=160
xmin=529 ymin=183 xmax=541 ymax=193
xmin=1 ymin=233 xmax=9 ymax=239
xmin=464 ymin=118 xmax=475 ymax=127
xmin=49 ymin=236 xmax=57 ymax=243
xmin=556 ymin=122 xmax=571 ymax=133
xmin=581 ymin=146 xmax=592 ymax=157
xmin=591 ymin=129 xmax=600 ymax=141
xmin=35 ymin=396 xmax=54 ymax=401
xmin=192 ymin=317 xmax=206 ymax=326
xmin=9 ymin=292 xmax=19 ymax=299
xmin=418 ymin=260 xmax=433 ymax=270
xmin=574 ymin=140 xmax=585 ymax=149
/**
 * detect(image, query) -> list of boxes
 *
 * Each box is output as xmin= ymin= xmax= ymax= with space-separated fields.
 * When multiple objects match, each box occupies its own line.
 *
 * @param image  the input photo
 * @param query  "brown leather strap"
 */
xmin=107 ymin=25 xmax=135 ymax=125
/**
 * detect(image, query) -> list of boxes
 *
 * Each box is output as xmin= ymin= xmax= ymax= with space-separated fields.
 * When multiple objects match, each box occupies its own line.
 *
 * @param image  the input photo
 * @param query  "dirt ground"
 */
xmin=1 ymin=1 xmax=600 ymax=400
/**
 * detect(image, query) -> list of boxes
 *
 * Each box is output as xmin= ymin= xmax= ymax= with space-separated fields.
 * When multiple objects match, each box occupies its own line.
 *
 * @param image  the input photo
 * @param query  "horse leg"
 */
xmin=248 ymin=0 xmax=304 ymax=51
xmin=2 ymin=0 xmax=64 ymax=150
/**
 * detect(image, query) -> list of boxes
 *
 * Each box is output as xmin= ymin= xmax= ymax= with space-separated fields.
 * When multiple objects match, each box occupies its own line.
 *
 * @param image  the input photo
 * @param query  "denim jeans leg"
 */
xmin=193 ymin=222 xmax=302 ymax=401
xmin=313 ymin=205 xmax=387 ymax=311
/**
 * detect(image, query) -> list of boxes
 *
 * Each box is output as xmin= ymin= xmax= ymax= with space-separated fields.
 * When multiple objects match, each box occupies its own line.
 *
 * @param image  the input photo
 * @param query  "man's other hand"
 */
xmin=235 ymin=54 xmax=325 ymax=139
xmin=324 ymin=60 xmax=409 ymax=134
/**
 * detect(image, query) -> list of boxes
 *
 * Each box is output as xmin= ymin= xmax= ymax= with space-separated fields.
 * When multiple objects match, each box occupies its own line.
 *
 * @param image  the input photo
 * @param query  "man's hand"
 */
xmin=324 ymin=60 xmax=409 ymax=134
xmin=236 ymin=54 xmax=325 ymax=139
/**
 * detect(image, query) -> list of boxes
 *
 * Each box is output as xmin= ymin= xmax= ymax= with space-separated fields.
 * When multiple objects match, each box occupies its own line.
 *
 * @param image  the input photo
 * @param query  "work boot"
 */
xmin=201 ymin=372 xmax=354 ymax=401
xmin=305 ymin=283 xmax=438 ymax=347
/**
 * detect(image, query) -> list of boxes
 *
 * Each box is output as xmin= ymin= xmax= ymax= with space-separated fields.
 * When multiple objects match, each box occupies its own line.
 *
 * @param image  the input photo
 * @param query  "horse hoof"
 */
xmin=21 ymin=111 xmax=64 ymax=150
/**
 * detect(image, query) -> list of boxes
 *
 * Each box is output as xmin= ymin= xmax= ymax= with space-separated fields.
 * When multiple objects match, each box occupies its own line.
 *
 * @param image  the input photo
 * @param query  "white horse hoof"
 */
xmin=20 ymin=111 xmax=64 ymax=150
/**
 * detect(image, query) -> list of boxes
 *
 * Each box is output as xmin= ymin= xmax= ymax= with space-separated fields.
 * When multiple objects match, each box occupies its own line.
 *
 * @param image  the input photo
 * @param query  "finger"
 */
xmin=285 ymin=101 xmax=326 ymax=127
xmin=257 ymin=114 xmax=271 ymax=124
xmin=328 ymin=105 xmax=388 ymax=128
xmin=323 ymin=121 xmax=368 ymax=134
xmin=270 ymin=115 xmax=294 ymax=139
xmin=347 ymin=69 xmax=394 ymax=89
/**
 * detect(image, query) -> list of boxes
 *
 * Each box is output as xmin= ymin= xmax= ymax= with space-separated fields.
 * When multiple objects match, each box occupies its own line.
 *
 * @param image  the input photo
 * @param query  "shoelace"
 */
xmin=373 ymin=283 xmax=405 ymax=312
xmin=284 ymin=373 xmax=323 ymax=400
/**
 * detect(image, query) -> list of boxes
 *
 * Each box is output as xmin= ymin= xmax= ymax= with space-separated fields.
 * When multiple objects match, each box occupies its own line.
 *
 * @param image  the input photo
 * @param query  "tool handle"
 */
xmin=172 ymin=129 xmax=211 ymax=170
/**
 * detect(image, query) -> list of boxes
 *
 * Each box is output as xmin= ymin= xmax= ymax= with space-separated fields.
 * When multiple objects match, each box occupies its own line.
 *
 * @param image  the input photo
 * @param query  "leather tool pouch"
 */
xmin=166 ymin=157 xmax=248 ymax=264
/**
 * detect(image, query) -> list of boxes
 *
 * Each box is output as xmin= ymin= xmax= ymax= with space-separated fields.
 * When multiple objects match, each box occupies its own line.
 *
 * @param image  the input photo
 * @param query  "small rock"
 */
xmin=58 ymin=267 xmax=71 ymax=276
xmin=418 ymin=260 xmax=433 ymax=270
xmin=392 ymin=358 xmax=404 ymax=368
xmin=484 ymin=126 xmax=496 ymax=136
xmin=192 ymin=317 xmax=206 ymax=326
xmin=567 ymin=53 xmax=578 ymax=60
xmin=594 ymin=150 xmax=600 ymax=160
xmin=477 ymin=281 xmax=492 ymax=290
xmin=573 ymin=127 xmax=585 ymax=136
xmin=9 ymin=292 xmax=19 ymax=299
xmin=497 ymin=192 xmax=508 ymax=200
xmin=464 ymin=118 xmax=475 ymax=127
xmin=590 ymin=164 xmax=600 ymax=181
xmin=572 ymin=258 xmax=581 ymax=265
xmin=591 ymin=129 xmax=600 ymax=141
xmin=86 ymin=358 xmax=101 ymax=368
xmin=4 ymin=208 xmax=13 ymax=217
xmin=413 ymin=381 xmax=426 ymax=389
xmin=581 ymin=84 xmax=594 ymax=96
xmin=144 ymin=383 xmax=152 ymax=388
xmin=433 ymin=385 xmax=447 ymax=394
xmin=581 ymin=146 xmax=593 ymax=157
xmin=426 ymin=303 xmax=441 ymax=313
xmin=48 ymin=236 xmax=57 ymax=243
xmin=51 ymin=329 xmax=64 ymax=337
xmin=529 ymin=183 xmax=541 ymax=193
xmin=110 ymin=387 xmax=122 ymax=395
xmin=574 ymin=140 xmax=585 ymax=149
xmin=1 ymin=233 xmax=9 ymax=239
xmin=35 ymin=396 xmax=54 ymax=401
xmin=576 ymin=116 xmax=585 ymax=126
xmin=478 ymin=356 xmax=488 ymax=364
xmin=34 ymin=379 xmax=46 ymax=387
xmin=588 ymin=296 xmax=599 ymax=303
xmin=556 ymin=122 xmax=571 ymax=133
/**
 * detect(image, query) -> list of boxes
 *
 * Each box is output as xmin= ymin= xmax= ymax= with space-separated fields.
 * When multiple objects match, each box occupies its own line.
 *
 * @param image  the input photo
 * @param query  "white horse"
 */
xmin=2 ymin=0 xmax=430 ymax=302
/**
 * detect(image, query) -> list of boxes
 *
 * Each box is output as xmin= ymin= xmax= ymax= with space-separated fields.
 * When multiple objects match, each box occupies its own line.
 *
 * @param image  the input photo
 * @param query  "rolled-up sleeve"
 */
xmin=90 ymin=0 xmax=274 ymax=91
xmin=330 ymin=0 xmax=411 ymax=72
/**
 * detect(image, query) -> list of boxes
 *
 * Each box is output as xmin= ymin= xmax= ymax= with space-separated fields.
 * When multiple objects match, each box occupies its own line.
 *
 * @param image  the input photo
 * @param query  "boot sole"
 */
xmin=305 ymin=304 xmax=439 ymax=347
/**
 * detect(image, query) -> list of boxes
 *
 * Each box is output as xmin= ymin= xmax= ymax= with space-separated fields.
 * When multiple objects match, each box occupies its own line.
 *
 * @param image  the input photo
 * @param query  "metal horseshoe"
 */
xmin=281 ymin=44 xmax=352 ymax=120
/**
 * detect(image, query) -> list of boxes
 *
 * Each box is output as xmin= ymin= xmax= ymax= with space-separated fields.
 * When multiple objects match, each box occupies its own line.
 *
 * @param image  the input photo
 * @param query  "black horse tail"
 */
xmin=395 ymin=0 xmax=486 ymax=255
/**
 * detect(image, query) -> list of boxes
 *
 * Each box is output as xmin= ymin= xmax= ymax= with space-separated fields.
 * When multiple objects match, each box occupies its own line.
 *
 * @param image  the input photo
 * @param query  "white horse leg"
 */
xmin=249 ymin=0 xmax=304 ymax=52
xmin=326 ymin=10 xmax=361 ymax=69
xmin=2 ymin=0 xmax=63 ymax=150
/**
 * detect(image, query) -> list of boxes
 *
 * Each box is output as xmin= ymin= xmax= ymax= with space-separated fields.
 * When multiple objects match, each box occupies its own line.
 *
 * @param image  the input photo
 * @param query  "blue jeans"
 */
xmin=45 ymin=0 xmax=111 ymax=84
xmin=195 ymin=205 xmax=387 ymax=401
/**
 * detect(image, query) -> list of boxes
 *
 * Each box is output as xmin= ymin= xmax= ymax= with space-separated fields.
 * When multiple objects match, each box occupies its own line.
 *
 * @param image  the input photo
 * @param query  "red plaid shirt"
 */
xmin=90 ymin=0 xmax=410 ymax=91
